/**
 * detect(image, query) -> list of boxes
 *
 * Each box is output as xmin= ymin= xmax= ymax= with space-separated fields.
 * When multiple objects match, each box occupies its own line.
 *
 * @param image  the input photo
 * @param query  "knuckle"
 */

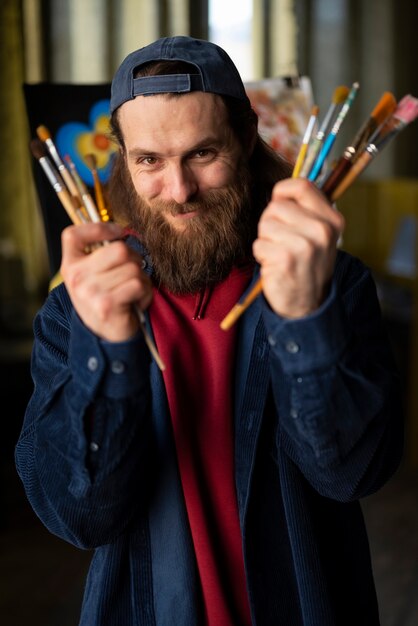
xmin=295 ymin=178 xmax=313 ymax=194
xmin=110 ymin=240 xmax=130 ymax=263
xmin=314 ymin=221 xmax=333 ymax=245
xmin=101 ymin=294 xmax=113 ymax=316
xmin=336 ymin=211 xmax=345 ymax=232
xmin=276 ymin=248 xmax=295 ymax=272
xmin=61 ymin=224 xmax=77 ymax=247
xmin=298 ymin=237 xmax=315 ymax=259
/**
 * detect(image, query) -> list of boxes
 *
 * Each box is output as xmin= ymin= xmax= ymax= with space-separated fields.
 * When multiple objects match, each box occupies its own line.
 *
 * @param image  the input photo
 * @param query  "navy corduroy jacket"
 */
xmin=15 ymin=242 xmax=403 ymax=625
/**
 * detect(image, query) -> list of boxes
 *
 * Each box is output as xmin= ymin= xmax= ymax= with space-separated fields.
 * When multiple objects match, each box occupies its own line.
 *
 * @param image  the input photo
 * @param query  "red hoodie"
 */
xmin=149 ymin=264 xmax=254 ymax=626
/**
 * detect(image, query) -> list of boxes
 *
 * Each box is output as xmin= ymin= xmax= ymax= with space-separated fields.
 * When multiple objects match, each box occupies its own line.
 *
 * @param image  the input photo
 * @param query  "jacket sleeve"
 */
xmin=15 ymin=285 xmax=154 ymax=549
xmin=263 ymin=251 xmax=404 ymax=502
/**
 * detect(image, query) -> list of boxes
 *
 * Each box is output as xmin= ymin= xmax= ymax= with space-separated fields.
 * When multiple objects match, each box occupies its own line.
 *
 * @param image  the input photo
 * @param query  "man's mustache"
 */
xmin=150 ymin=199 xmax=205 ymax=217
xmin=170 ymin=203 xmax=199 ymax=216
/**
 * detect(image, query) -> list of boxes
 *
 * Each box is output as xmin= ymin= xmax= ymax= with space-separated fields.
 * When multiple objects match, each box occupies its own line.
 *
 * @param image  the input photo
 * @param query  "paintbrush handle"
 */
xmin=300 ymin=100 xmax=343 ymax=177
xmin=38 ymin=156 xmax=82 ymax=225
xmin=82 ymin=193 xmax=101 ymax=223
xmin=45 ymin=140 xmax=80 ymax=200
xmin=308 ymin=82 xmax=360 ymax=182
xmin=299 ymin=135 xmax=324 ymax=178
xmin=307 ymin=132 xmax=336 ymax=181
xmin=320 ymin=152 xmax=354 ymax=196
xmin=220 ymin=280 xmax=263 ymax=331
xmin=292 ymin=105 xmax=319 ymax=178
xmin=331 ymin=106 xmax=411 ymax=201
xmin=349 ymin=118 xmax=377 ymax=158
xmin=292 ymin=143 xmax=309 ymax=179
xmin=220 ymin=151 xmax=354 ymax=331
xmin=92 ymin=170 xmax=111 ymax=221
xmin=134 ymin=304 xmax=166 ymax=370
xmin=57 ymin=189 xmax=84 ymax=225
xmin=331 ymin=150 xmax=373 ymax=201
xmin=59 ymin=165 xmax=81 ymax=200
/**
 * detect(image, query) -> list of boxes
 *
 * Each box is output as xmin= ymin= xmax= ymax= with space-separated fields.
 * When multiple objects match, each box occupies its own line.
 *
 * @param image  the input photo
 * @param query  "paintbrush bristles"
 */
xmin=370 ymin=92 xmax=397 ymax=124
xmin=30 ymin=138 xmax=48 ymax=161
xmin=84 ymin=153 xmax=97 ymax=171
xmin=30 ymin=139 xmax=83 ymax=225
xmin=36 ymin=125 xmax=52 ymax=142
xmin=320 ymin=91 xmax=397 ymax=195
xmin=332 ymin=85 xmax=350 ymax=104
xmin=370 ymin=94 xmax=418 ymax=151
xmin=394 ymin=94 xmax=418 ymax=124
xmin=331 ymin=94 xmax=418 ymax=201
xmin=85 ymin=153 xmax=112 ymax=222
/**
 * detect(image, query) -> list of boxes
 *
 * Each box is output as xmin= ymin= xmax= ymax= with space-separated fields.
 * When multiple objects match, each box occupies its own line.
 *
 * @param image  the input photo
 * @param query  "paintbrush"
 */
xmin=308 ymin=82 xmax=360 ymax=182
xmin=320 ymin=91 xmax=397 ymax=197
xmin=221 ymin=106 xmax=317 ymax=332
xmin=30 ymin=138 xmax=84 ymax=226
xmin=31 ymin=138 xmax=165 ymax=370
xmin=292 ymin=105 xmax=319 ymax=178
xmin=64 ymin=154 xmax=101 ymax=223
xmin=331 ymin=94 xmax=418 ymax=201
xmin=221 ymin=107 xmax=317 ymax=332
xmin=299 ymin=85 xmax=349 ymax=178
xmin=36 ymin=125 xmax=83 ymax=206
xmin=219 ymin=281 xmax=263 ymax=331
xmin=84 ymin=153 xmax=113 ymax=222
xmin=219 ymin=91 xmax=418 ymax=332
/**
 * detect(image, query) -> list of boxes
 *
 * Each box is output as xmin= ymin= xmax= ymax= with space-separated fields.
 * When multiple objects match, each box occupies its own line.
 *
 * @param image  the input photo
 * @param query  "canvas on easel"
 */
xmin=244 ymin=76 xmax=314 ymax=164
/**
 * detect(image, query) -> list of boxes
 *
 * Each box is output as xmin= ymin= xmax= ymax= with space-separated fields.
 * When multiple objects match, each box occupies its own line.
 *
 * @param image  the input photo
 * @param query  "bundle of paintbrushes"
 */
xmin=220 ymin=85 xmax=418 ymax=330
xmin=30 ymin=127 xmax=165 ymax=371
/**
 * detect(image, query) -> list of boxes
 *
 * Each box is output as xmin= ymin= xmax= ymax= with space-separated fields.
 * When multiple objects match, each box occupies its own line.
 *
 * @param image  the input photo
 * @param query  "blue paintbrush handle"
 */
xmin=308 ymin=132 xmax=335 ymax=181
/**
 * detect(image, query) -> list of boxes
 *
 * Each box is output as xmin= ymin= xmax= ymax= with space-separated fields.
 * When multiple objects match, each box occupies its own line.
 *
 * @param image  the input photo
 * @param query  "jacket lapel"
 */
xmin=234 ymin=282 xmax=271 ymax=525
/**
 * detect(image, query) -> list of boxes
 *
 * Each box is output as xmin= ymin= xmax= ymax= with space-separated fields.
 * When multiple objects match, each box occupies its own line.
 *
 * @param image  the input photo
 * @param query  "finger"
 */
xmin=61 ymin=222 xmax=124 ymax=260
xmin=270 ymin=177 xmax=344 ymax=229
xmin=104 ymin=276 xmax=153 ymax=311
xmin=253 ymin=229 xmax=316 ymax=269
xmin=86 ymin=260 xmax=150 ymax=294
xmin=258 ymin=204 xmax=341 ymax=250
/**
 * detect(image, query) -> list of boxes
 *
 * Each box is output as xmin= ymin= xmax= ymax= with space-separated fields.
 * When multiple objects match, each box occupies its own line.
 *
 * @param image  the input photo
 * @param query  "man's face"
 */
xmin=113 ymin=92 xmax=255 ymax=293
xmin=118 ymin=91 xmax=243 ymax=231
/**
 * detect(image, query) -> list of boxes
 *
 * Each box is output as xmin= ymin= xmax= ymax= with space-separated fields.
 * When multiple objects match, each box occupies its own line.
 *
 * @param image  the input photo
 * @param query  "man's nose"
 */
xmin=163 ymin=163 xmax=198 ymax=204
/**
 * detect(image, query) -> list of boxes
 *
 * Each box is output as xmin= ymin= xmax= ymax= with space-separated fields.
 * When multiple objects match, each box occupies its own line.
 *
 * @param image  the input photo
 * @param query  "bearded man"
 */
xmin=16 ymin=36 xmax=403 ymax=626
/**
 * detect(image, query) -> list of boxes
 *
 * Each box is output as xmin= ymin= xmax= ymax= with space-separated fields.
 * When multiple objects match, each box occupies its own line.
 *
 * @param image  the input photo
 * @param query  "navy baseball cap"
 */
xmin=110 ymin=36 xmax=250 ymax=114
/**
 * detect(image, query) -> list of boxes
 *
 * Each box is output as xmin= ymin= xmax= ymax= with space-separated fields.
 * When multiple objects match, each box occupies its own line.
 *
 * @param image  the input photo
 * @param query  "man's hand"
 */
xmin=60 ymin=222 xmax=153 ymax=342
xmin=253 ymin=178 xmax=345 ymax=319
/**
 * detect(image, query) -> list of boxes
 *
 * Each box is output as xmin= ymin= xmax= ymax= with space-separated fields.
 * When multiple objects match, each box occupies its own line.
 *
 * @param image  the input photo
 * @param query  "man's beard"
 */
xmin=108 ymin=156 xmax=257 ymax=294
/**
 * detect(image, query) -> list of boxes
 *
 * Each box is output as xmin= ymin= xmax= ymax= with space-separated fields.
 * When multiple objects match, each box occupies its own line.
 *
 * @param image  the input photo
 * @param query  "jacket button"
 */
xmin=285 ymin=340 xmax=300 ymax=354
xmin=87 ymin=356 xmax=99 ymax=371
xmin=111 ymin=360 xmax=125 ymax=374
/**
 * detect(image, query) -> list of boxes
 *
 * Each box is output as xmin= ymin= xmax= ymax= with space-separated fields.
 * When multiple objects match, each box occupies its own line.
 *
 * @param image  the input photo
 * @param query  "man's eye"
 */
xmin=138 ymin=156 xmax=158 ymax=166
xmin=193 ymin=149 xmax=214 ymax=160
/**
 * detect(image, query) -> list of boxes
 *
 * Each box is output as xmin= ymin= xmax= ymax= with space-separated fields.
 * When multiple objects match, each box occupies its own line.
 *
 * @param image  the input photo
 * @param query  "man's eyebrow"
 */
xmin=127 ymin=147 xmax=160 ymax=159
xmin=127 ymin=136 xmax=224 ymax=159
